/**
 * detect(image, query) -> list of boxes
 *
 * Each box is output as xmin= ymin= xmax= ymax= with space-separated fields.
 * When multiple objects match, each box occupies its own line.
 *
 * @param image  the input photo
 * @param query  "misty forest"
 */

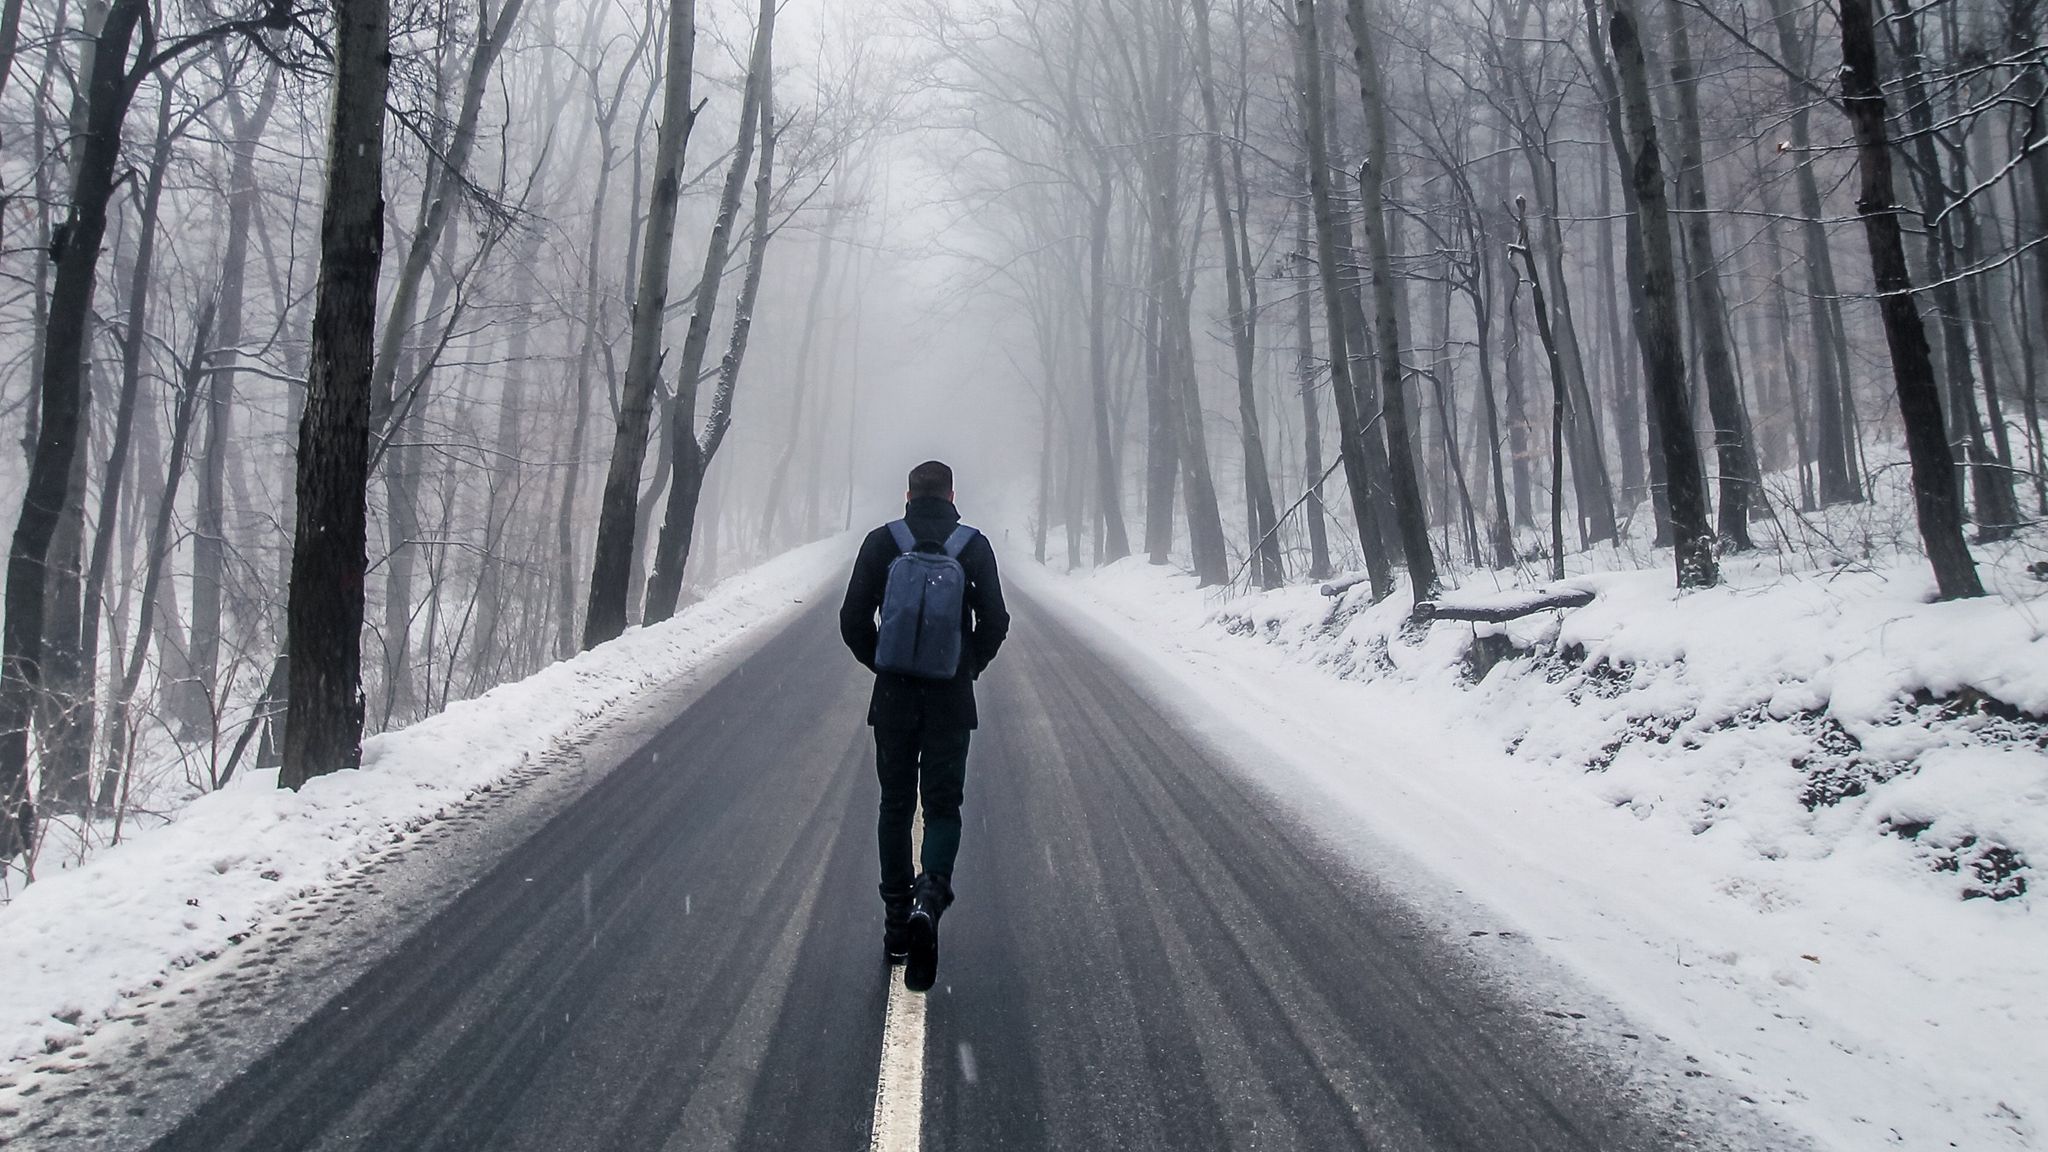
xmin=2 ymin=0 xmax=2043 ymax=875
xmin=5 ymin=0 xmax=2048 ymax=1143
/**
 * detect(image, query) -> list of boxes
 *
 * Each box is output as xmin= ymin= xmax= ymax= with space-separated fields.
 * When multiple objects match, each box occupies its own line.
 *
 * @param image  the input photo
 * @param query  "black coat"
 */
xmin=840 ymin=497 xmax=1010 ymax=730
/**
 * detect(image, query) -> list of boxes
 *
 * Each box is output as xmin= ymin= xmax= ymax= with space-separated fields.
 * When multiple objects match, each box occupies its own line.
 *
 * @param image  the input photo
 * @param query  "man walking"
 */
xmin=840 ymin=461 xmax=1009 ymax=992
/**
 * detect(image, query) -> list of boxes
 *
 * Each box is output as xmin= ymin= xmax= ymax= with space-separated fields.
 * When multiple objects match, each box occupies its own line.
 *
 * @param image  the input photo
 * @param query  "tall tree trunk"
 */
xmin=1764 ymin=0 xmax=1860 ymax=505
xmin=281 ymin=0 xmax=393 ymax=788
xmin=1 ymin=0 xmax=150 ymax=855
xmin=1661 ymin=0 xmax=1760 ymax=549
xmin=1608 ymin=0 xmax=1717 ymax=588
xmin=1837 ymin=0 xmax=1981 ymax=599
xmin=1293 ymin=0 xmax=1391 ymax=599
xmin=1596 ymin=151 xmax=1645 ymax=511
xmin=1343 ymin=0 xmax=1438 ymax=603
xmin=1087 ymin=168 xmax=1133 ymax=564
xmin=38 ymin=369 xmax=90 ymax=811
xmin=1294 ymin=177 xmax=1333 ymax=580
xmin=1192 ymin=0 xmax=1280 ymax=588
xmin=645 ymin=0 xmax=772 ymax=621
xmin=1471 ymin=218 xmax=1516 ymax=570
xmin=585 ymin=0 xmax=698 ymax=648
xmin=64 ymin=83 xmax=179 ymax=813
xmin=1580 ymin=0 xmax=1669 ymax=542
xmin=1513 ymin=204 xmax=1571 ymax=581
xmin=1141 ymin=283 xmax=1178 ymax=563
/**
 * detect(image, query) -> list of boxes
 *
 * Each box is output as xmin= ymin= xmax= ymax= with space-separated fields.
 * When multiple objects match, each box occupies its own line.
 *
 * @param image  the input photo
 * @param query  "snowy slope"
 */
xmin=1020 ymin=534 xmax=2048 ymax=1152
xmin=0 ymin=538 xmax=849 ymax=1067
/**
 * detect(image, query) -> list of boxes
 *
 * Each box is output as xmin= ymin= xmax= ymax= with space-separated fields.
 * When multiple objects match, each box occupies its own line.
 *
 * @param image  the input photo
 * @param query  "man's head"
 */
xmin=907 ymin=460 xmax=954 ymax=503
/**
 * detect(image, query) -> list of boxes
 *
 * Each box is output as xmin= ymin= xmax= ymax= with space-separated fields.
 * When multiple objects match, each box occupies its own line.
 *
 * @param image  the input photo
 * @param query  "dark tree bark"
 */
xmin=1608 ymin=0 xmax=1718 ymax=589
xmin=1343 ymin=0 xmax=1438 ymax=603
xmin=281 ymin=0 xmax=393 ymax=788
xmin=51 ymin=80 xmax=184 ymax=811
xmin=1192 ymin=0 xmax=1281 ymax=588
xmin=1580 ymin=0 xmax=1670 ymax=543
xmin=1294 ymin=0 xmax=1390 ymax=600
xmin=1837 ymin=0 xmax=1981 ymax=599
xmin=3 ymin=0 xmax=151 ymax=855
xmin=645 ymin=0 xmax=773 ymax=622
xmin=1764 ymin=0 xmax=1860 ymax=505
xmin=1512 ymin=203 xmax=1570 ymax=582
xmin=585 ymin=0 xmax=698 ymax=648
xmin=1661 ymin=0 xmax=1761 ymax=549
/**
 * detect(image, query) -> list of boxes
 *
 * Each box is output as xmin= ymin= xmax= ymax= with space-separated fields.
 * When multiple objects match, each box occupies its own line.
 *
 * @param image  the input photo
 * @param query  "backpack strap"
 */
xmin=887 ymin=519 xmax=916 ymax=554
xmin=941 ymin=524 xmax=979 ymax=559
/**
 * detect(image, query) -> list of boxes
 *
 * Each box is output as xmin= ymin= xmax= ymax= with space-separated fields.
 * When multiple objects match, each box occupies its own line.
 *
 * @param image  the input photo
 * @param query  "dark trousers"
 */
xmin=875 ymin=725 xmax=971 ymax=899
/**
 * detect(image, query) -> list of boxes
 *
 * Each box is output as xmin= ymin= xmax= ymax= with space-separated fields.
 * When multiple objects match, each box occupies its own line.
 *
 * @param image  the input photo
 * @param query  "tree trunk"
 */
xmin=1192 ymin=0 xmax=1280 ymax=588
xmin=63 ymin=83 xmax=179 ymax=812
xmin=1293 ymin=0 xmax=1391 ymax=599
xmin=1763 ymin=0 xmax=1860 ymax=505
xmin=1293 ymin=177 xmax=1333 ymax=580
xmin=645 ymin=0 xmax=772 ymax=622
xmin=1513 ymin=205 xmax=1570 ymax=582
xmin=585 ymin=0 xmax=698 ymax=648
xmin=1 ymin=0 xmax=151 ymax=855
xmin=1608 ymin=0 xmax=1717 ymax=589
xmin=1661 ymin=0 xmax=1760 ymax=549
xmin=281 ymin=0 xmax=393 ymax=788
xmin=1837 ymin=0 xmax=1981 ymax=599
xmin=1343 ymin=0 xmax=1438 ymax=603
xmin=1088 ymin=168 xmax=1133 ymax=564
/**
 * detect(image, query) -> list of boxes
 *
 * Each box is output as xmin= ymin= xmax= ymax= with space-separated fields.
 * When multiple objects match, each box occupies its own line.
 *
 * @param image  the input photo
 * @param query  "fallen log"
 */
xmin=1412 ymin=586 xmax=1595 ymax=623
xmin=1319 ymin=573 xmax=1376 ymax=597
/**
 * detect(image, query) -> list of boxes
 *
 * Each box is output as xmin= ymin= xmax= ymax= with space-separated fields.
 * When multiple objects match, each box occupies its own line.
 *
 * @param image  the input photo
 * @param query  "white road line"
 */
xmin=870 ymin=808 xmax=928 ymax=1152
xmin=870 ymin=970 xmax=928 ymax=1151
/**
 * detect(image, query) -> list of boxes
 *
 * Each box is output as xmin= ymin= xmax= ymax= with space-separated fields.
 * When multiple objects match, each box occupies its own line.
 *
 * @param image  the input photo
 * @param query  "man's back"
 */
xmin=840 ymin=494 xmax=1009 ymax=731
xmin=839 ymin=462 xmax=1009 ymax=992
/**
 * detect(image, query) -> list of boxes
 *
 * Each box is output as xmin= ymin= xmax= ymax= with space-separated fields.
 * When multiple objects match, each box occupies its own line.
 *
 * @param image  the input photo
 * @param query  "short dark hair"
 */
xmin=908 ymin=459 xmax=953 ymax=499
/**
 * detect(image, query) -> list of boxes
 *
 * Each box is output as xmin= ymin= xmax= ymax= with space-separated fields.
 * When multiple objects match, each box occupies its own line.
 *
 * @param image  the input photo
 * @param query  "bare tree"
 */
xmin=280 ymin=0 xmax=393 ymax=788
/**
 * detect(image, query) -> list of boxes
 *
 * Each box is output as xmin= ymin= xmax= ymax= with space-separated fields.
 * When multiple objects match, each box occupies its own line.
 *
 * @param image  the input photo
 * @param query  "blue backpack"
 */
xmin=875 ymin=520 xmax=978 ymax=679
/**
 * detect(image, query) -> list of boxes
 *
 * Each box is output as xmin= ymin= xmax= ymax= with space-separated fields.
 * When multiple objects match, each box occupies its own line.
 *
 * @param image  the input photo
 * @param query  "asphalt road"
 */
xmin=143 ymin=591 xmax=1730 ymax=1151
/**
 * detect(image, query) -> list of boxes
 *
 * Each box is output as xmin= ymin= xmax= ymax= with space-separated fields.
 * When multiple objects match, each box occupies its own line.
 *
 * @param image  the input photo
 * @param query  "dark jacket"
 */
xmin=840 ymin=497 xmax=1009 ymax=730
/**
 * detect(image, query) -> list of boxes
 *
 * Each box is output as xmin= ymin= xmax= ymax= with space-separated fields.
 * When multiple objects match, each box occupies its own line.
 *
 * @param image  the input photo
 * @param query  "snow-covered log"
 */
xmin=1319 ymin=573 xmax=1377 ymax=597
xmin=1412 ymin=587 xmax=1595 ymax=622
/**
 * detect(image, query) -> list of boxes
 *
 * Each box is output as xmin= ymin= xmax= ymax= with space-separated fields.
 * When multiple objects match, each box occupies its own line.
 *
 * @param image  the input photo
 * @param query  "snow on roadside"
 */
xmin=0 ymin=537 xmax=847 ymax=1066
xmin=1018 ymin=541 xmax=2048 ymax=1152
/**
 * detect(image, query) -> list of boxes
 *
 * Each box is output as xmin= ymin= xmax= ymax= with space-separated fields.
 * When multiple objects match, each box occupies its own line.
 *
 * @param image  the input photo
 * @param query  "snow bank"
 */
xmin=1023 ymin=534 xmax=2048 ymax=1151
xmin=0 ymin=537 xmax=846 ymax=1066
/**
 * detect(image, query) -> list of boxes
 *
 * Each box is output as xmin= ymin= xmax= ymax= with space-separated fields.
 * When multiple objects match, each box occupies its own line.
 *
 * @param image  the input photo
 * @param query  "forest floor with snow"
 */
xmin=1023 ymin=473 xmax=2048 ymax=1151
xmin=0 ymin=537 xmax=849 ymax=1079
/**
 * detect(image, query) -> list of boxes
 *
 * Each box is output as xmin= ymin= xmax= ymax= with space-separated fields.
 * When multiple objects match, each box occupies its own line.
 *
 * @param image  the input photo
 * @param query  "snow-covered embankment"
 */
xmin=0 ymin=537 xmax=847 ymax=1066
xmin=1021 ymin=542 xmax=2047 ymax=1151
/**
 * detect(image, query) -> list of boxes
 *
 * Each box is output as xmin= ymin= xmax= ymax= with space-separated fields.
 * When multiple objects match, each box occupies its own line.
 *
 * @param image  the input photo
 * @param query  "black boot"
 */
xmin=904 ymin=873 xmax=953 ymax=993
xmin=881 ymin=884 xmax=913 ymax=965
